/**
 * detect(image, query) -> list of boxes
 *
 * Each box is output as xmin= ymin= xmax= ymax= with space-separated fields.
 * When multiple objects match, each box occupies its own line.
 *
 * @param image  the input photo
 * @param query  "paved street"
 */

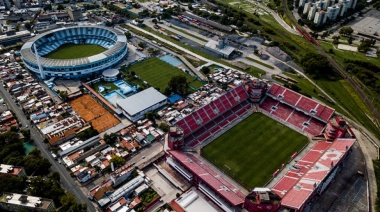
xmin=0 ymin=83 xmax=97 ymax=212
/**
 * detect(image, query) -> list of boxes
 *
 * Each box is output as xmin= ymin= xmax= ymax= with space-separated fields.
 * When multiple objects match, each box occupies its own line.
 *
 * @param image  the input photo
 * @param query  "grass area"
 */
xmin=245 ymin=57 xmax=275 ymax=69
xmin=91 ymin=81 xmax=119 ymax=95
xmin=320 ymin=42 xmax=380 ymax=68
xmin=184 ymin=55 xmax=207 ymax=68
xmin=202 ymin=113 xmax=308 ymax=189
xmin=44 ymin=44 xmax=106 ymax=59
xmin=167 ymin=24 xmax=208 ymax=42
xmin=126 ymin=57 xmax=203 ymax=92
xmin=373 ymin=160 xmax=380 ymax=211
xmin=245 ymin=67 xmax=266 ymax=78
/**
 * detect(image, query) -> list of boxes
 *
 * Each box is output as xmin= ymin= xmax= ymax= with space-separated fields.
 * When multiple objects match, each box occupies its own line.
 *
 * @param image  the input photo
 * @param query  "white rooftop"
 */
xmin=117 ymin=87 xmax=167 ymax=116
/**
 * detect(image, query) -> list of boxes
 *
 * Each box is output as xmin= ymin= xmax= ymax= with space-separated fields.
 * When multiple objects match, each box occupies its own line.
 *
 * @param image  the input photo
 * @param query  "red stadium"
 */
xmin=166 ymin=80 xmax=356 ymax=212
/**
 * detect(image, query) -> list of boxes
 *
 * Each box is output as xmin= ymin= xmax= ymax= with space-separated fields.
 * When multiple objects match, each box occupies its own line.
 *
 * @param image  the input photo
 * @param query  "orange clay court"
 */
xmin=69 ymin=94 xmax=120 ymax=133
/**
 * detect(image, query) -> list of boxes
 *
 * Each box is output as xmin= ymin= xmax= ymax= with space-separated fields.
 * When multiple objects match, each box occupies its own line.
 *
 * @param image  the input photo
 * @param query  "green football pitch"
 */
xmin=126 ymin=58 xmax=204 ymax=92
xmin=44 ymin=44 xmax=106 ymax=59
xmin=201 ymin=113 xmax=308 ymax=189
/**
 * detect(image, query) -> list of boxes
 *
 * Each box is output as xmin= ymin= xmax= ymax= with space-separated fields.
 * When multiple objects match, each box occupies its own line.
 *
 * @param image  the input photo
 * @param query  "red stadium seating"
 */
xmin=271 ymin=103 xmax=293 ymax=121
xmin=287 ymin=110 xmax=309 ymax=129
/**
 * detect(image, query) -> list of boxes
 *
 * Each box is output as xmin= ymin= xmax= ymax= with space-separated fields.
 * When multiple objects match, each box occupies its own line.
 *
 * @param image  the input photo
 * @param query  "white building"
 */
xmin=117 ymin=87 xmax=167 ymax=122
xmin=327 ymin=6 xmax=340 ymax=21
xmin=308 ymin=6 xmax=317 ymax=20
xmin=299 ymin=0 xmax=307 ymax=8
xmin=303 ymin=2 xmax=313 ymax=14
xmin=314 ymin=11 xmax=328 ymax=25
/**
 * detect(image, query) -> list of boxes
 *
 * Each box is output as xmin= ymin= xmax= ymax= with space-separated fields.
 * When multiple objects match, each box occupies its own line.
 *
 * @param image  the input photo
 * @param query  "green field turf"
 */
xmin=127 ymin=57 xmax=204 ymax=92
xmin=45 ymin=44 xmax=106 ymax=59
xmin=202 ymin=113 xmax=308 ymax=189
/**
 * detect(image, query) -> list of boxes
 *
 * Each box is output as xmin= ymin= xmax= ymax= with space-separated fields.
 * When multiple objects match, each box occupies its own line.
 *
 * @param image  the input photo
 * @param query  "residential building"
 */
xmin=308 ymin=6 xmax=317 ymax=20
xmin=327 ymin=6 xmax=340 ymax=20
xmin=0 ymin=193 xmax=55 ymax=212
xmin=67 ymin=6 xmax=83 ymax=21
xmin=303 ymin=2 xmax=313 ymax=14
xmin=110 ymin=164 xmax=136 ymax=187
xmin=0 ymin=164 xmax=26 ymax=178
xmin=299 ymin=0 xmax=307 ymax=7
xmin=314 ymin=11 xmax=328 ymax=25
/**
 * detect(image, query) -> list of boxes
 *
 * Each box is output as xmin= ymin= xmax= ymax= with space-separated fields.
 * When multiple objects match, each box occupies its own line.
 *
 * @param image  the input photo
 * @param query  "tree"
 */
xmin=57 ymin=4 xmax=65 ymax=11
xmin=60 ymin=194 xmax=87 ymax=212
xmin=21 ymin=129 xmax=30 ymax=141
xmin=110 ymin=155 xmax=125 ymax=168
xmin=43 ymin=4 xmax=52 ymax=11
xmin=152 ymin=19 xmax=158 ymax=25
xmin=58 ymin=90 xmax=68 ymax=100
xmin=348 ymin=36 xmax=353 ymax=45
xmin=167 ymin=75 xmax=188 ymax=96
xmin=103 ymin=133 xmax=118 ymax=145
xmin=0 ymin=175 xmax=25 ymax=193
xmin=339 ymin=26 xmax=354 ymax=36
xmin=159 ymin=123 xmax=169 ymax=132
xmin=188 ymin=4 xmax=193 ymax=10
xmin=24 ymin=22 xmax=31 ymax=30
xmin=125 ymin=32 xmax=132 ymax=39
xmin=332 ymin=35 xmax=340 ymax=44
xmin=358 ymin=39 xmax=375 ymax=52
xmin=138 ymin=42 xmax=146 ymax=48
xmin=300 ymin=53 xmax=331 ymax=78
xmin=201 ymin=66 xmax=210 ymax=75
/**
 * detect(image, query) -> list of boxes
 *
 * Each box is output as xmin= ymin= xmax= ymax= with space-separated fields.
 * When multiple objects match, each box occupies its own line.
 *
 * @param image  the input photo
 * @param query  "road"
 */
xmin=145 ymin=20 xmax=207 ymax=46
xmin=0 ymin=83 xmax=97 ymax=212
xmin=127 ymin=23 xmax=273 ymax=78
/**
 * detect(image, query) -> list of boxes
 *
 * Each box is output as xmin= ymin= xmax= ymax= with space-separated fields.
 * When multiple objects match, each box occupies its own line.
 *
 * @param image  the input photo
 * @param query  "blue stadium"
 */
xmin=20 ymin=26 xmax=128 ymax=79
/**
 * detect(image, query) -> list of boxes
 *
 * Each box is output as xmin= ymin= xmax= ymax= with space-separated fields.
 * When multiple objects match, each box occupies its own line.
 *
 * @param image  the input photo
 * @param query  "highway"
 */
xmin=0 ymin=83 xmax=97 ymax=212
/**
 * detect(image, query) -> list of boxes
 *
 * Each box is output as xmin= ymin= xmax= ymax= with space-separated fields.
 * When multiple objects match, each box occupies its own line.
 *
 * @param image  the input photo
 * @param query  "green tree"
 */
xmin=60 ymin=194 xmax=87 ymax=212
xmin=24 ymin=22 xmax=31 ymax=30
xmin=300 ymin=53 xmax=331 ymax=78
xmin=103 ymin=133 xmax=118 ymax=145
xmin=21 ymin=129 xmax=30 ymax=141
xmin=0 ymin=175 xmax=25 ymax=193
xmin=125 ymin=32 xmax=132 ymax=39
xmin=110 ymin=155 xmax=125 ymax=168
xmin=57 ymin=4 xmax=65 ymax=11
xmin=201 ymin=66 xmax=210 ymax=75
xmin=58 ymin=90 xmax=68 ymax=100
xmin=332 ymin=36 xmax=340 ymax=44
xmin=159 ymin=123 xmax=169 ymax=132
xmin=138 ymin=42 xmax=146 ymax=48
xmin=168 ymin=75 xmax=188 ymax=96
xmin=348 ymin=36 xmax=353 ymax=45
xmin=339 ymin=26 xmax=354 ymax=36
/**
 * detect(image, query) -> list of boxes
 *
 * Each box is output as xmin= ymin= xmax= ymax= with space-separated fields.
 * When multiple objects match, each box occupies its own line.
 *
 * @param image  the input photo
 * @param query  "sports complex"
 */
xmin=166 ymin=80 xmax=356 ymax=212
xmin=20 ymin=26 xmax=128 ymax=79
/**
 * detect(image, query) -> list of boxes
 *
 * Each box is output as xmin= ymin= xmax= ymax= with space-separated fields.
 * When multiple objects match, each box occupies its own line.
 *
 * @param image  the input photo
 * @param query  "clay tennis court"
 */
xmin=70 ymin=94 xmax=120 ymax=133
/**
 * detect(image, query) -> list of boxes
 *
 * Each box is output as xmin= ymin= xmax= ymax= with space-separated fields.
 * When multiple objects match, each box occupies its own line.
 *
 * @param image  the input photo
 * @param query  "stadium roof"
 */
xmin=20 ymin=26 xmax=126 ymax=67
xmin=205 ymin=40 xmax=235 ymax=57
xmin=102 ymin=69 xmax=119 ymax=78
xmin=117 ymin=87 xmax=167 ymax=116
xmin=272 ymin=138 xmax=355 ymax=210
xmin=169 ymin=150 xmax=245 ymax=206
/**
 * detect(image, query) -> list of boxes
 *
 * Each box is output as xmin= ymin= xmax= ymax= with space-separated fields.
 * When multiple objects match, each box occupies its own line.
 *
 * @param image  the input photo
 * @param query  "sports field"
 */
xmin=201 ymin=113 xmax=308 ymax=189
xmin=69 ymin=94 xmax=120 ymax=133
xmin=127 ymin=58 xmax=204 ymax=92
xmin=44 ymin=44 xmax=106 ymax=59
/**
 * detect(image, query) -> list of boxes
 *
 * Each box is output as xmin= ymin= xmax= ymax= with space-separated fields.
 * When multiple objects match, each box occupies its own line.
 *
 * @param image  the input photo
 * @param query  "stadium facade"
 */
xmin=20 ymin=26 xmax=128 ymax=79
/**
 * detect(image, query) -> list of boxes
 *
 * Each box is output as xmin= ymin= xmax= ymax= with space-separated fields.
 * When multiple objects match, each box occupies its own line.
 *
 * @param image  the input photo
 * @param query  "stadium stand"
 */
xmin=265 ymin=83 xmax=334 ymax=123
xmin=168 ymin=151 xmax=245 ymax=212
xmin=175 ymin=84 xmax=252 ymax=148
xmin=271 ymin=138 xmax=355 ymax=211
xmin=260 ymin=83 xmax=334 ymax=136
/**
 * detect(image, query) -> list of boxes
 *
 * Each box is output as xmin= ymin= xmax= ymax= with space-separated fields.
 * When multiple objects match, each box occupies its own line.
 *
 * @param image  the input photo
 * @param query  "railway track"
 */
xmin=282 ymin=0 xmax=380 ymax=122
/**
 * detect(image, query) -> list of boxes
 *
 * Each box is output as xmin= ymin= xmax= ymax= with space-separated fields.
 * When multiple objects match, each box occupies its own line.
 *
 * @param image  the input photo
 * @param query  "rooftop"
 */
xmin=0 ymin=164 xmax=23 ymax=176
xmin=169 ymin=151 xmax=245 ymax=206
xmin=272 ymin=138 xmax=356 ymax=210
xmin=117 ymin=87 xmax=167 ymax=116
xmin=0 ymin=193 xmax=53 ymax=210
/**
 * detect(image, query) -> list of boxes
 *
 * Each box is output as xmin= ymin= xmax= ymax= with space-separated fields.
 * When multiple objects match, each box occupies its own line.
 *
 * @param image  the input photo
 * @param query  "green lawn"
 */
xmin=45 ymin=44 xmax=106 ymax=59
xmin=202 ymin=113 xmax=308 ymax=189
xmin=126 ymin=57 xmax=204 ymax=92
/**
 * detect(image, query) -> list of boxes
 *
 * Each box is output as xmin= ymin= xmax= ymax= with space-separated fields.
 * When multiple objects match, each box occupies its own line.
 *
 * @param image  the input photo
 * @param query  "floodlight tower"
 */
xmin=33 ymin=44 xmax=45 ymax=80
